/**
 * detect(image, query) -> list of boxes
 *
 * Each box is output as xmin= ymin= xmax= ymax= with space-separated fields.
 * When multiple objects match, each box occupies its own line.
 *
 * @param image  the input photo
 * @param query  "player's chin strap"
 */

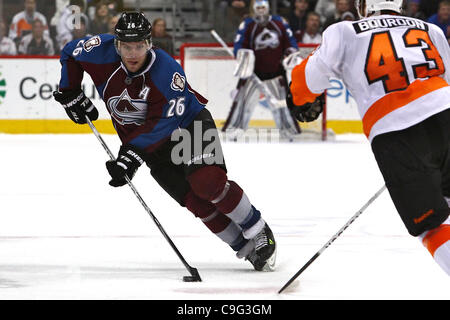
xmin=210 ymin=29 xmax=300 ymax=141
xmin=85 ymin=115 xmax=202 ymax=282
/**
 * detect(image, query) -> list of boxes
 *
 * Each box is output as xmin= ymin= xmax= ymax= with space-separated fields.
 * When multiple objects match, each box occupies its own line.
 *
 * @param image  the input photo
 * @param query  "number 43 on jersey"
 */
xmin=364 ymin=29 xmax=445 ymax=94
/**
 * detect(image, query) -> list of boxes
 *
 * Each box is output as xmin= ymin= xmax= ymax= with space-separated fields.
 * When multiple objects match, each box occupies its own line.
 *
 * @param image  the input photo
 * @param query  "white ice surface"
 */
xmin=0 ymin=133 xmax=448 ymax=300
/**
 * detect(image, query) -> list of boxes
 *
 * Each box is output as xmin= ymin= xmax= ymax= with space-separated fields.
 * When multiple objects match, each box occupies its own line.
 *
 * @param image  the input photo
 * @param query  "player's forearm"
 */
xmin=290 ymin=57 xmax=322 ymax=106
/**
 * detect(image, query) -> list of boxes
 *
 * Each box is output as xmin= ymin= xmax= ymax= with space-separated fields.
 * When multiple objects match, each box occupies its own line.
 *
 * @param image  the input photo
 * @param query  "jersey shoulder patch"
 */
xmin=82 ymin=35 xmax=102 ymax=52
xmin=171 ymin=72 xmax=186 ymax=92
xmin=70 ymin=34 xmax=118 ymax=63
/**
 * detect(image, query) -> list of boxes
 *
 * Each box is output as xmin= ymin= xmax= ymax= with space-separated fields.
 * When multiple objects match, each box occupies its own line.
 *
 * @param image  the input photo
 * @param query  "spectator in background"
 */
xmin=87 ymin=0 xmax=123 ymax=19
xmin=289 ymin=0 xmax=311 ymax=35
xmin=56 ymin=0 xmax=88 ymax=50
xmin=322 ymin=0 xmax=350 ymax=30
xmin=51 ymin=0 xmax=71 ymax=28
xmin=428 ymin=0 xmax=450 ymax=40
xmin=340 ymin=10 xmax=355 ymax=21
xmin=89 ymin=0 xmax=111 ymax=35
xmin=107 ymin=14 xmax=120 ymax=34
xmin=18 ymin=19 xmax=54 ymax=55
xmin=9 ymin=0 xmax=49 ymax=42
xmin=276 ymin=0 xmax=292 ymax=17
xmin=420 ymin=0 xmax=440 ymax=19
xmin=405 ymin=0 xmax=427 ymax=21
xmin=72 ymin=15 xmax=90 ymax=40
xmin=152 ymin=17 xmax=175 ymax=56
xmin=229 ymin=0 xmax=249 ymax=9
xmin=218 ymin=0 xmax=251 ymax=42
xmin=104 ymin=0 xmax=123 ymax=15
xmin=0 ymin=21 xmax=17 ymax=55
xmin=296 ymin=11 xmax=322 ymax=44
xmin=314 ymin=0 xmax=336 ymax=25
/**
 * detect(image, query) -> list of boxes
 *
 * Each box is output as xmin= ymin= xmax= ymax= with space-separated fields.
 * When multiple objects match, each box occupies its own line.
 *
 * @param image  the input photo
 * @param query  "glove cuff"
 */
xmin=119 ymin=144 xmax=148 ymax=166
xmin=53 ymin=89 xmax=83 ymax=105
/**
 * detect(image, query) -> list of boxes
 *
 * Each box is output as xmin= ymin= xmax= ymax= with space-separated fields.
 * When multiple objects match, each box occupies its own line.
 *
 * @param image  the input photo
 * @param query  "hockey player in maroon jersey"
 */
xmin=52 ymin=12 xmax=276 ymax=271
xmin=223 ymin=0 xmax=301 ymax=140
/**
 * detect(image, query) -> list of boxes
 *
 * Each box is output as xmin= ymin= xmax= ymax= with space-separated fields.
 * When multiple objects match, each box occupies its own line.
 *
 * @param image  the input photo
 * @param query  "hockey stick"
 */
xmin=85 ymin=116 xmax=201 ymax=282
xmin=278 ymin=185 xmax=387 ymax=294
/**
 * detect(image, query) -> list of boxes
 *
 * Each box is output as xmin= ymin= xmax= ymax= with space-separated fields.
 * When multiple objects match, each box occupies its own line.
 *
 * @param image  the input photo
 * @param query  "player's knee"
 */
xmin=184 ymin=190 xmax=216 ymax=219
xmin=187 ymin=166 xmax=228 ymax=202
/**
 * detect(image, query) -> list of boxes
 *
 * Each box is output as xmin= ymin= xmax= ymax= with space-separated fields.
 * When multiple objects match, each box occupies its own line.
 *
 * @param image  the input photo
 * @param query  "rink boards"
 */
xmin=0 ymin=56 xmax=362 ymax=134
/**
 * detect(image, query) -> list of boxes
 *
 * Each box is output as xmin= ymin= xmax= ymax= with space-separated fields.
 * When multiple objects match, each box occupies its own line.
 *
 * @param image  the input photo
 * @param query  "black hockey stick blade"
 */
xmin=183 ymin=267 xmax=202 ymax=282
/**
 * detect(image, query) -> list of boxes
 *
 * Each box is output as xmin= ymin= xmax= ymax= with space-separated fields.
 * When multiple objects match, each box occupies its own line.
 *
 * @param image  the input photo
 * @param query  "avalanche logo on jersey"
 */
xmin=107 ymin=88 xmax=147 ymax=125
xmin=83 ymin=36 xmax=101 ymax=52
xmin=171 ymin=72 xmax=186 ymax=92
xmin=254 ymin=28 xmax=280 ymax=51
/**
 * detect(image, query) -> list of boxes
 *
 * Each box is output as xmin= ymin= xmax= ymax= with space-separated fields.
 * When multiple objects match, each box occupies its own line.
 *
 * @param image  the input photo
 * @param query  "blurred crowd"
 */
xmin=217 ymin=0 xmax=450 ymax=44
xmin=0 ymin=0 xmax=448 ymax=57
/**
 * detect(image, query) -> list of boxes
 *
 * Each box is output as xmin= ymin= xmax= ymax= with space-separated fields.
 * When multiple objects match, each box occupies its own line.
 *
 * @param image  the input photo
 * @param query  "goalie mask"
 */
xmin=253 ymin=0 xmax=270 ymax=25
xmin=356 ymin=0 xmax=404 ymax=18
xmin=114 ymin=12 xmax=152 ymax=59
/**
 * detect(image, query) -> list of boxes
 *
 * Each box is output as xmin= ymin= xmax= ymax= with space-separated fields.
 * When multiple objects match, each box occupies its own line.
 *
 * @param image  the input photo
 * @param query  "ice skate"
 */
xmin=245 ymin=223 xmax=277 ymax=271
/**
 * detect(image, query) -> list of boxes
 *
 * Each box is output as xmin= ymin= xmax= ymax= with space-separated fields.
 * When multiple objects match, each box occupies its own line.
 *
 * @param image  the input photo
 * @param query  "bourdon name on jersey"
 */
xmin=353 ymin=17 xmax=428 ymax=34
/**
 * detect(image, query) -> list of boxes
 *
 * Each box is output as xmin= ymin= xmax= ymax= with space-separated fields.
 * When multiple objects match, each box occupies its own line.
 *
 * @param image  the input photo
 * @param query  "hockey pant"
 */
xmin=223 ymin=76 xmax=300 ymax=139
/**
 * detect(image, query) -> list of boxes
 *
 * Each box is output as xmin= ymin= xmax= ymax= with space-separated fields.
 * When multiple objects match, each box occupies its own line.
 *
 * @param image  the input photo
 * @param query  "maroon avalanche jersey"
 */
xmin=233 ymin=15 xmax=298 ymax=79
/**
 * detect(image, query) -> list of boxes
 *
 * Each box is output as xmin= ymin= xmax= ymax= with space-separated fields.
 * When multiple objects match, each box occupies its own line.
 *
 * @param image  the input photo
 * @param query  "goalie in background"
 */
xmin=224 ymin=0 xmax=302 ymax=140
xmin=288 ymin=0 xmax=450 ymax=276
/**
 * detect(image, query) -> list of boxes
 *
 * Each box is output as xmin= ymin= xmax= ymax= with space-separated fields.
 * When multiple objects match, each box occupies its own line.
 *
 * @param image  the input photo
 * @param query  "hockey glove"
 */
xmin=53 ymin=89 xmax=98 ymax=124
xmin=286 ymin=86 xmax=324 ymax=123
xmin=106 ymin=145 xmax=147 ymax=187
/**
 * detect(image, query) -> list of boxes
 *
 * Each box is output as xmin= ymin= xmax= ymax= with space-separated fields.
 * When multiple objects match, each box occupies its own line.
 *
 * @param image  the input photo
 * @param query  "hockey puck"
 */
xmin=183 ymin=275 xmax=201 ymax=282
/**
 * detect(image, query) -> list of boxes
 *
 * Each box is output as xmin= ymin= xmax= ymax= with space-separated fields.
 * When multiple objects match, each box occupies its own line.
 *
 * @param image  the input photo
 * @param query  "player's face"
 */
xmin=254 ymin=5 xmax=269 ymax=17
xmin=118 ymin=41 xmax=150 ymax=72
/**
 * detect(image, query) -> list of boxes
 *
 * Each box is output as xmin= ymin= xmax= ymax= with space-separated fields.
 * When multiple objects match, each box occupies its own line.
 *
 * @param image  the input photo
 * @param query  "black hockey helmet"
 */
xmin=114 ymin=12 xmax=152 ymax=43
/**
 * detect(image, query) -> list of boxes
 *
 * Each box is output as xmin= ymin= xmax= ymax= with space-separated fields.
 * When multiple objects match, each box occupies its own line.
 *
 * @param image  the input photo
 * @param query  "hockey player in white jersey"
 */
xmin=288 ymin=0 xmax=450 ymax=275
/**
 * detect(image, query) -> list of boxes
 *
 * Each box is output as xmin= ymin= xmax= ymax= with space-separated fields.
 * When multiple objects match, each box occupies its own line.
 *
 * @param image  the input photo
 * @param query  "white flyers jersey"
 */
xmin=292 ymin=15 xmax=450 ymax=142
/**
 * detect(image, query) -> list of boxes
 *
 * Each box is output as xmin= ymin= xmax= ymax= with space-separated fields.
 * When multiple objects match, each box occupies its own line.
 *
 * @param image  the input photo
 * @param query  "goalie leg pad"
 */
xmin=263 ymin=77 xmax=301 ymax=137
xmin=234 ymin=48 xmax=255 ymax=79
xmin=223 ymin=78 xmax=260 ymax=132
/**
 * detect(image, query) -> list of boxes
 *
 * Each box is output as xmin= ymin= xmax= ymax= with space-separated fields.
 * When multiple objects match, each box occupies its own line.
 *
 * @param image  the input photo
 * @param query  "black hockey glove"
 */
xmin=286 ymin=85 xmax=325 ymax=123
xmin=106 ymin=145 xmax=147 ymax=187
xmin=53 ymin=89 xmax=98 ymax=124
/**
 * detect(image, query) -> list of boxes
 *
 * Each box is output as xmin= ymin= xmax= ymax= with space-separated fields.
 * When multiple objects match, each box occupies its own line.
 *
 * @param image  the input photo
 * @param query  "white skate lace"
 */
xmin=254 ymin=229 xmax=268 ymax=251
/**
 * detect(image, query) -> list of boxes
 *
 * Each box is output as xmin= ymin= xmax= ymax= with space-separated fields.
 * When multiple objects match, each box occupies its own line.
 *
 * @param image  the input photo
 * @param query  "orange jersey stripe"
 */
xmin=422 ymin=224 xmax=450 ymax=257
xmin=291 ymin=56 xmax=321 ymax=106
xmin=362 ymin=77 xmax=449 ymax=137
